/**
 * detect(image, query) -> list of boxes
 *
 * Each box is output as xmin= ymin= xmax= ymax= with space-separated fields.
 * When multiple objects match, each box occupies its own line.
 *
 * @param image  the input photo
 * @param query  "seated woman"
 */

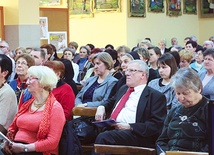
xmin=133 ymin=47 xmax=160 ymax=83
xmin=133 ymin=47 xmax=150 ymax=63
xmin=77 ymin=46 xmax=90 ymax=82
xmin=75 ymin=52 xmax=118 ymax=107
xmin=116 ymin=45 xmax=130 ymax=63
xmin=104 ymin=49 xmax=123 ymax=80
xmin=63 ymin=48 xmax=79 ymax=83
xmin=60 ymin=58 xmax=78 ymax=96
xmin=148 ymin=53 xmax=179 ymax=112
xmin=9 ymin=54 xmax=35 ymax=103
xmin=3 ymin=66 xmax=65 ymax=155
xmin=0 ymin=54 xmax=17 ymax=135
xmin=14 ymin=47 xmax=26 ymax=58
xmin=44 ymin=60 xmax=75 ymax=120
xmin=148 ymin=46 xmax=161 ymax=81
xmin=190 ymin=46 xmax=205 ymax=72
xmin=179 ymin=49 xmax=193 ymax=68
xmin=156 ymin=68 xmax=209 ymax=154
xmin=80 ymin=48 xmax=103 ymax=85
xmin=198 ymin=48 xmax=214 ymax=100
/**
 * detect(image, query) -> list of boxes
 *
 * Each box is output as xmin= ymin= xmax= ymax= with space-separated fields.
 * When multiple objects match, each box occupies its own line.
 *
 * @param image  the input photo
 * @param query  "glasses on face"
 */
xmin=27 ymin=77 xmax=38 ymax=82
xmin=15 ymin=61 xmax=28 ymax=66
xmin=64 ymin=53 xmax=72 ymax=56
xmin=125 ymin=69 xmax=144 ymax=74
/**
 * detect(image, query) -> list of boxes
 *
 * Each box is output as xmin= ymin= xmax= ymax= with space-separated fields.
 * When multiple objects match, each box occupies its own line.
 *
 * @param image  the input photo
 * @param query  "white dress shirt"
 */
xmin=114 ymin=84 xmax=146 ymax=123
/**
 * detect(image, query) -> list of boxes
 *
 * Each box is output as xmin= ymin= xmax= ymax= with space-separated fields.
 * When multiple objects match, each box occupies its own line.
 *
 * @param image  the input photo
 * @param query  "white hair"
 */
xmin=28 ymin=66 xmax=58 ymax=91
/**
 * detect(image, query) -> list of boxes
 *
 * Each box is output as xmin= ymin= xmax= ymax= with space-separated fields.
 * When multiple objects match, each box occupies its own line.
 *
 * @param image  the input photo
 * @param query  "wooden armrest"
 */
xmin=166 ymin=151 xmax=208 ymax=155
xmin=72 ymin=107 xmax=97 ymax=116
xmin=94 ymin=144 xmax=156 ymax=155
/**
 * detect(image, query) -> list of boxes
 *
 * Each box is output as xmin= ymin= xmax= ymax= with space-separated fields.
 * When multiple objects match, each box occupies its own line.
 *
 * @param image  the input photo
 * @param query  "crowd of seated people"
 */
xmin=0 ymin=35 xmax=213 ymax=154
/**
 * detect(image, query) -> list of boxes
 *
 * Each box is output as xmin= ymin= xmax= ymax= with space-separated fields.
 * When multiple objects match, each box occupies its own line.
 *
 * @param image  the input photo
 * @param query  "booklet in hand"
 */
xmin=92 ymin=119 xmax=117 ymax=128
xmin=0 ymin=131 xmax=13 ymax=144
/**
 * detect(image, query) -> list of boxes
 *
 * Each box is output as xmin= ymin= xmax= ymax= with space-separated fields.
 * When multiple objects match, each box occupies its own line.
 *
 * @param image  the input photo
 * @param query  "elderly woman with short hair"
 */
xmin=3 ymin=66 xmax=65 ymax=155
xmin=156 ymin=68 xmax=209 ymax=154
xmin=75 ymin=52 xmax=118 ymax=107
xmin=199 ymin=48 xmax=214 ymax=100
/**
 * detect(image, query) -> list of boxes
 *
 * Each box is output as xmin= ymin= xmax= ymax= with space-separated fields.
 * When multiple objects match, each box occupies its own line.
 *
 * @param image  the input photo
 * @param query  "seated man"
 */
xmin=93 ymin=60 xmax=167 ymax=152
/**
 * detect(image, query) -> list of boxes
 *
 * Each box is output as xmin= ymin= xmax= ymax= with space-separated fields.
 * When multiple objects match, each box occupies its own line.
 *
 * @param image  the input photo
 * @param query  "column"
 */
xmin=1 ymin=0 xmax=40 ymax=50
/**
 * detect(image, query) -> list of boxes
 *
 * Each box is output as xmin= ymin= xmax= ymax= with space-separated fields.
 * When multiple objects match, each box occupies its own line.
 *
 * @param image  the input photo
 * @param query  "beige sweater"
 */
xmin=0 ymin=83 xmax=17 ymax=130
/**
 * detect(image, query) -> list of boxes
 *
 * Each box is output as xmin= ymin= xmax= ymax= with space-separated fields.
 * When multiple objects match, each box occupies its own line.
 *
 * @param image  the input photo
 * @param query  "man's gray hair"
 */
xmin=128 ymin=60 xmax=149 ymax=79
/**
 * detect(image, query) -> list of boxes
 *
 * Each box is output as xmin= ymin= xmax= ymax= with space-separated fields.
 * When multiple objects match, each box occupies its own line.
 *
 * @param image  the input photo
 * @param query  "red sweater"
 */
xmin=14 ymin=102 xmax=65 ymax=154
xmin=52 ymin=83 xmax=75 ymax=120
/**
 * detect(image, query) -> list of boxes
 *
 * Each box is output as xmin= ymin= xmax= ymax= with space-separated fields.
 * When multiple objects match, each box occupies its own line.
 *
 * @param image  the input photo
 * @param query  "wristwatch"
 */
xmin=24 ymin=145 xmax=28 ymax=152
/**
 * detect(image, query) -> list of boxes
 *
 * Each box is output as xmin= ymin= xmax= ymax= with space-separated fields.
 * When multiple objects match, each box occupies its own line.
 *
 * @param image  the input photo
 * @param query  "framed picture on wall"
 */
xmin=183 ymin=0 xmax=197 ymax=14
xmin=166 ymin=0 xmax=182 ymax=16
xmin=68 ymin=0 xmax=94 ymax=18
xmin=39 ymin=17 xmax=48 ymax=40
xmin=48 ymin=32 xmax=67 ymax=53
xmin=39 ymin=0 xmax=61 ymax=6
xmin=128 ymin=0 xmax=146 ymax=17
xmin=200 ymin=0 xmax=214 ymax=18
xmin=93 ymin=0 xmax=121 ymax=12
xmin=148 ymin=0 xmax=164 ymax=13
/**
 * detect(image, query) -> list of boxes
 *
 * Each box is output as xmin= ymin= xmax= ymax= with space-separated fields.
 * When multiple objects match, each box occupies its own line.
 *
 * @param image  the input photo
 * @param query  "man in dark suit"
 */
xmin=94 ymin=60 xmax=167 ymax=150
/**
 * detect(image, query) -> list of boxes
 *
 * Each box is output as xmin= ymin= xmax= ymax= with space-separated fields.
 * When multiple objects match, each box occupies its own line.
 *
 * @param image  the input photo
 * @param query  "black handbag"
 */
xmin=71 ymin=116 xmax=99 ymax=144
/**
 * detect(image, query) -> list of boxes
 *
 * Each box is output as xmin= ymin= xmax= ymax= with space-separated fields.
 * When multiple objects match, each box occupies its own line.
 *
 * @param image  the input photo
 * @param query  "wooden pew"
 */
xmin=166 ymin=151 xmax=208 ymax=155
xmin=94 ymin=144 xmax=156 ymax=155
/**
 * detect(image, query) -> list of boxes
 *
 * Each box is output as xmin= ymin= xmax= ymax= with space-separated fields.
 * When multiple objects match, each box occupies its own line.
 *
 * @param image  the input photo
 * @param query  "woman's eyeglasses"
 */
xmin=15 ymin=61 xmax=28 ymax=66
xmin=27 ymin=77 xmax=38 ymax=82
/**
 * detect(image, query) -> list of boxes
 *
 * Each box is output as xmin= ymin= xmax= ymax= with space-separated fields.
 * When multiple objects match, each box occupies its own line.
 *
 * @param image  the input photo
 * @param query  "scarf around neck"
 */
xmin=7 ymin=93 xmax=56 ymax=155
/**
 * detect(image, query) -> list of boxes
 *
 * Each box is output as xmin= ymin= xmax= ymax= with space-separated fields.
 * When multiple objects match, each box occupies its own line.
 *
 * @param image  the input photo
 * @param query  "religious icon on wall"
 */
xmin=93 ymin=0 xmax=121 ymax=12
xmin=166 ymin=0 xmax=182 ymax=16
xmin=68 ymin=0 xmax=94 ymax=18
xmin=183 ymin=0 xmax=197 ymax=14
xmin=148 ymin=0 xmax=164 ymax=13
xmin=201 ymin=0 xmax=214 ymax=18
xmin=128 ymin=0 xmax=146 ymax=17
